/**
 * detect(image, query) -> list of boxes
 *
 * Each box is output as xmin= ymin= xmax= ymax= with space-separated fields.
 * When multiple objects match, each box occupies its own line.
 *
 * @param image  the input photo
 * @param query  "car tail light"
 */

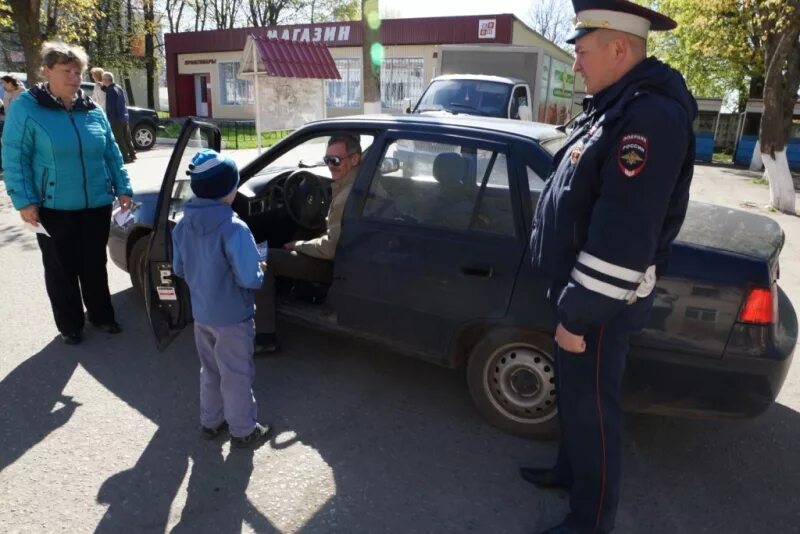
xmin=738 ymin=286 xmax=776 ymax=325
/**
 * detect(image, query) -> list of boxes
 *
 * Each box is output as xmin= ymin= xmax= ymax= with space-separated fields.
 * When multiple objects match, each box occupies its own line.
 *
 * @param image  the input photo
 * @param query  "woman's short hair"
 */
xmin=90 ymin=67 xmax=104 ymax=80
xmin=40 ymin=41 xmax=89 ymax=72
xmin=0 ymin=75 xmax=19 ymax=85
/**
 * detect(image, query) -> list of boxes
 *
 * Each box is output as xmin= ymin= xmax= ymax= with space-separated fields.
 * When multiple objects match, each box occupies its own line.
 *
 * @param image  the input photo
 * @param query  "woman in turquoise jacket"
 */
xmin=2 ymin=41 xmax=133 ymax=345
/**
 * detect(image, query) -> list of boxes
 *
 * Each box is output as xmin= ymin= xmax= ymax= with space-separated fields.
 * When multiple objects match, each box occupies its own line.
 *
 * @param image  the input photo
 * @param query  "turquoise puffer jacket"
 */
xmin=2 ymin=84 xmax=133 ymax=211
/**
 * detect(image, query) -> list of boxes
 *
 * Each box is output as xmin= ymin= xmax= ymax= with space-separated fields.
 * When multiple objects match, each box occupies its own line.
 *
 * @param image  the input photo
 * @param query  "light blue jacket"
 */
xmin=2 ymin=85 xmax=133 ymax=211
xmin=172 ymin=198 xmax=265 ymax=327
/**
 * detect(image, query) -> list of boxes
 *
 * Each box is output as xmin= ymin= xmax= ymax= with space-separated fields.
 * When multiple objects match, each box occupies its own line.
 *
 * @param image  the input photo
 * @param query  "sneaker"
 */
xmin=254 ymin=333 xmax=280 ymax=356
xmin=230 ymin=422 xmax=272 ymax=449
xmin=201 ymin=420 xmax=229 ymax=440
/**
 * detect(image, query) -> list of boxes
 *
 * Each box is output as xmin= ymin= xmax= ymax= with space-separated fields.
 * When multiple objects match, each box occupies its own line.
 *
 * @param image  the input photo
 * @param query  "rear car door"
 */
xmin=145 ymin=119 xmax=221 ymax=349
xmin=333 ymin=130 xmax=529 ymax=361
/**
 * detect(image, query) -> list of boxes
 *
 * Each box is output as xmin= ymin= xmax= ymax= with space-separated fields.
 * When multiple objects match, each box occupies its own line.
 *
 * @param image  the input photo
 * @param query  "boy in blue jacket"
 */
xmin=172 ymin=149 xmax=271 ymax=448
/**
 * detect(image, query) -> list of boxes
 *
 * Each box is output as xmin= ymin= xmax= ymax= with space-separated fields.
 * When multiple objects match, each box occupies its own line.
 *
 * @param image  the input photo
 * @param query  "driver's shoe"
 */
xmin=254 ymin=333 xmax=280 ymax=356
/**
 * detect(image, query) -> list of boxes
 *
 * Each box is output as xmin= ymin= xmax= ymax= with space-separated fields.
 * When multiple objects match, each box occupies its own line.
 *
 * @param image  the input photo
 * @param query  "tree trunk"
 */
xmin=144 ymin=0 xmax=156 ymax=109
xmin=8 ymin=0 xmax=43 ymax=84
xmin=760 ymin=18 xmax=800 ymax=214
xmin=361 ymin=0 xmax=381 ymax=114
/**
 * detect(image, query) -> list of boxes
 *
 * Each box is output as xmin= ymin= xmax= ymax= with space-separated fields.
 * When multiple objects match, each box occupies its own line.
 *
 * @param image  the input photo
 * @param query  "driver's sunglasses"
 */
xmin=323 ymin=153 xmax=355 ymax=167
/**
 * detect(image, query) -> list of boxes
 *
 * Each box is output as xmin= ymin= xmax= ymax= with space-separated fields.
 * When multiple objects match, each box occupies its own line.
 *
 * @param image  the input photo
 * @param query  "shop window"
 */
xmin=219 ymin=62 xmax=253 ymax=105
xmin=380 ymin=58 xmax=424 ymax=111
xmin=327 ymin=58 xmax=362 ymax=108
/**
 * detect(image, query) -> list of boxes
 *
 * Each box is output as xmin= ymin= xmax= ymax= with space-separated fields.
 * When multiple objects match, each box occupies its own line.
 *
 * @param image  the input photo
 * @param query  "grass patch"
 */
xmin=712 ymin=151 xmax=733 ymax=164
xmin=752 ymin=177 xmax=769 ymax=186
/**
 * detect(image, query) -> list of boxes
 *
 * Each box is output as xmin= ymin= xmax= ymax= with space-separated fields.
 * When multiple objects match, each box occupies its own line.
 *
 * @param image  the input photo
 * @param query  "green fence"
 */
xmin=160 ymin=118 xmax=292 ymax=150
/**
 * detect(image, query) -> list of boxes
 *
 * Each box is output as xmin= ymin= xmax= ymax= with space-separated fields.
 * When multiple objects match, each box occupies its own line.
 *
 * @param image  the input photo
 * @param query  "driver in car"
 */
xmin=253 ymin=134 xmax=362 ymax=354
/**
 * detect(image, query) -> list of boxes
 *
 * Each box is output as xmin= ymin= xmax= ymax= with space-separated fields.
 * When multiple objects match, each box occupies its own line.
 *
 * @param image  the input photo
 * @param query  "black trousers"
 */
xmin=552 ymin=294 xmax=654 ymax=533
xmin=110 ymin=119 xmax=136 ymax=162
xmin=254 ymin=248 xmax=333 ymax=334
xmin=37 ymin=205 xmax=116 ymax=335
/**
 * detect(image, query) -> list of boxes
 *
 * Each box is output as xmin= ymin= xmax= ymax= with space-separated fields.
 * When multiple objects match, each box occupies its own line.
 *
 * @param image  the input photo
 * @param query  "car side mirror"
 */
xmin=380 ymin=157 xmax=401 ymax=174
xmin=402 ymin=98 xmax=412 ymax=114
xmin=518 ymin=104 xmax=532 ymax=121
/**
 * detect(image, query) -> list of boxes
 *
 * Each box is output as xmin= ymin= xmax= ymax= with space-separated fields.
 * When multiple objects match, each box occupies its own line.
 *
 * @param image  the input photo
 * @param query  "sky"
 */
xmin=380 ymin=0 xmax=537 ymax=22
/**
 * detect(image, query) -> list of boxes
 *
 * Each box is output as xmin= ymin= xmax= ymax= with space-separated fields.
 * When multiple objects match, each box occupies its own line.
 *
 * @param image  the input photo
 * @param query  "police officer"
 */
xmin=521 ymin=1 xmax=697 ymax=533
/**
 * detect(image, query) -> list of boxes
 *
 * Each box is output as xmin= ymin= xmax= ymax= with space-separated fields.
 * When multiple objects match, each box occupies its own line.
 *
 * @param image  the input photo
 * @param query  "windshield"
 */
xmin=414 ymin=79 xmax=512 ymax=118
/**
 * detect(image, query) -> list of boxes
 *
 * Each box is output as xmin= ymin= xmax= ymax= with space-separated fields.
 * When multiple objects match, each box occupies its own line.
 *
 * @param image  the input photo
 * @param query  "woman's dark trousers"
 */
xmin=36 ymin=205 xmax=116 ymax=335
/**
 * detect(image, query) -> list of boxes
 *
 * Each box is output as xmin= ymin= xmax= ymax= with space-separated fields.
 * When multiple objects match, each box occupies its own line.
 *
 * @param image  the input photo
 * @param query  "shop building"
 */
xmin=164 ymin=13 xmax=582 ymax=123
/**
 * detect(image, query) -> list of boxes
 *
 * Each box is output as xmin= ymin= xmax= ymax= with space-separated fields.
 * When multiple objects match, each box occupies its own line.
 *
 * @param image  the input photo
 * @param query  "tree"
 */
xmin=245 ymin=0 xmax=297 ymax=26
xmin=361 ymin=0 xmax=379 ymax=113
xmin=646 ymin=0 xmax=762 ymax=105
xmin=646 ymin=0 xmax=800 ymax=213
xmin=1 ymin=0 xmax=100 ymax=83
xmin=752 ymin=0 xmax=800 ymax=213
xmin=526 ymin=0 xmax=571 ymax=50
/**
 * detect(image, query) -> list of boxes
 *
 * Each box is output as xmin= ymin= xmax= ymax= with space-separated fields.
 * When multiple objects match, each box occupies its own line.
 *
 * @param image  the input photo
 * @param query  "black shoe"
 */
xmin=535 ymin=516 xmax=604 ymax=534
xmin=201 ymin=420 xmax=229 ymax=440
xmin=60 ymin=332 xmax=82 ymax=345
xmin=91 ymin=321 xmax=122 ymax=334
xmin=520 ymin=467 xmax=571 ymax=490
xmin=254 ymin=333 xmax=279 ymax=355
xmin=231 ymin=422 xmax=272 ymax=449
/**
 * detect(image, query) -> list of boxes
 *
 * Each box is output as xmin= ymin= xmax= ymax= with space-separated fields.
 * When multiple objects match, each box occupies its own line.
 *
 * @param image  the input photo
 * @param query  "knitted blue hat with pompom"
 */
xmin=187 ymin=149 xmax=240 ymax=200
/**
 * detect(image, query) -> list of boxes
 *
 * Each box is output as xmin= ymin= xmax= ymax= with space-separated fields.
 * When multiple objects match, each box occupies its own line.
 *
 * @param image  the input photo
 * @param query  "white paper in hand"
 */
xmin=256 ymin=241 xmax=269 ymax=261
xmin=113 ymin=206 xmax=134 ymax=227
xmin=24 ymin=221 xmax=50 ymax=237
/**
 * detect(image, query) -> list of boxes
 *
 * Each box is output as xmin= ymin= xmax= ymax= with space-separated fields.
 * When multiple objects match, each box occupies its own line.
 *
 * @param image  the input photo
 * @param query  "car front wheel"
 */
xmin=132 ymin=123 xmax=156 ymax=150
xmin=467 ymin=328 xmax=559 ymax=439
xmin=129 ymin=236 xmax=150 ymax=302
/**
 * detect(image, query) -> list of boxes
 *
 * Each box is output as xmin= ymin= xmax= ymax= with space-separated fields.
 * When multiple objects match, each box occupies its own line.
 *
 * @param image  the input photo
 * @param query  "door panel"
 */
xmin=334 ymin=132 xmax=527 ymax=358
xmin=145 ymin=119 xmax=221 ymax=350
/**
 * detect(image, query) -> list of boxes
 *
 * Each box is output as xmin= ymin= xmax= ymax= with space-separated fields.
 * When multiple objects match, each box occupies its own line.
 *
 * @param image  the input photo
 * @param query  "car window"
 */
xmin=262 ymin=134 xmax=374 ymax=177
xmin=169 ymin=129 xmax=215 ymax=218
xmin=363 ymin=138 xmax=515 ymax=236
xmin=527 ymin=165 xmax=546 ymax=196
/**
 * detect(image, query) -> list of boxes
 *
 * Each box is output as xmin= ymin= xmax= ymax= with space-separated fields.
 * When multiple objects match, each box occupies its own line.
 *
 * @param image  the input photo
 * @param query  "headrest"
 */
xmin=432 ymin=152 xmax=470 ymax=188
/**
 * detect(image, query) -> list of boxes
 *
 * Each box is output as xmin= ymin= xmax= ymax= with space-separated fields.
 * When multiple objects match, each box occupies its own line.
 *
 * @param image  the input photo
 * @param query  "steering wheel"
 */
xmin=283 ymin=169 xmax=331 ymax=231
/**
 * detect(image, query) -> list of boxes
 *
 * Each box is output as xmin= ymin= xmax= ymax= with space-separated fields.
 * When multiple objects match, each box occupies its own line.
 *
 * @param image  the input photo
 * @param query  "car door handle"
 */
xmin=461 ymin=264 xmax=494 ymax=278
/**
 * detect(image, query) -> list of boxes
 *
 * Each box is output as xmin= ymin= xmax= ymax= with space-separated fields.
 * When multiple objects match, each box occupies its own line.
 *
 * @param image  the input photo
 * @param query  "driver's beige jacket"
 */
xmin=293 ymin=168 xmax=357 ymax=260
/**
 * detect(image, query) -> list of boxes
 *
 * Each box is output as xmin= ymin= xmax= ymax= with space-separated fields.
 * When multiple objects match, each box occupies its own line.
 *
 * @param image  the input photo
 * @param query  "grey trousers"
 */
xmin=193 ymin=319 xmax=258 ymax=438
xmin=254 ymin=248 xmax=333 ymax=334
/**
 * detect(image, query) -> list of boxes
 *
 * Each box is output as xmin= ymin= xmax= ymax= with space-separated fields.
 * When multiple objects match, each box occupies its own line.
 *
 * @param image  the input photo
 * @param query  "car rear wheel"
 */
xmin=467 ymin=328 xmax=559 ymax=439
xmin=132 ymin=123 xmax=156 ymax=151
xmin=129 ymin=236 xmax=149 ymax=302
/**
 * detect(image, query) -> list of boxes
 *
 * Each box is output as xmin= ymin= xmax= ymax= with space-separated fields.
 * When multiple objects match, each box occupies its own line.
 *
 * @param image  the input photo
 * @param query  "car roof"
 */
xmin=304 ymin=114 xmax=566 ymax=144
xmin=431 ymin=74 xmax=526 ymax=85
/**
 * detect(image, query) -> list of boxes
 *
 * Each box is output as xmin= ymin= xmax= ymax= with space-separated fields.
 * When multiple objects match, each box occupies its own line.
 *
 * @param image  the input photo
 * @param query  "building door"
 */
xmin=194 ymin=74 xmax=210 ymax=117
xmin=175 ymin=75 xmax=196 ymax=117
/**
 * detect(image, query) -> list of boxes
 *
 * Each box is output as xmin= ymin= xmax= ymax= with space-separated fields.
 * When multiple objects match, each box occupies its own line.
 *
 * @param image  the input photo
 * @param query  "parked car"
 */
xmin=79 ymin=81 xmax=159 ymax=151
xmin=108 ymin=116 xmax=797 ymax=438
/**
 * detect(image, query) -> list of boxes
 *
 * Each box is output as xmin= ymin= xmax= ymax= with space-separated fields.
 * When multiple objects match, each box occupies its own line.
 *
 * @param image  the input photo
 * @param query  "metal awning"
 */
xmin=240 ymin=36 xmax=340 ymax=80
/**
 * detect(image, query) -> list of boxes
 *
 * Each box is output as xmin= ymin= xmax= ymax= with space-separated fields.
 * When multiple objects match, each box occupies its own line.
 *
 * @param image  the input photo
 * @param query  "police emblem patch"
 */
xmin=617 ymin=134 xmax=648 ymax=177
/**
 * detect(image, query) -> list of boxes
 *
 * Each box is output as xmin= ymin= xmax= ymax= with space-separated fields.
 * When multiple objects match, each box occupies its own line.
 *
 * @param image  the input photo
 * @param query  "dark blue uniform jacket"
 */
xmin=531 ymin=57 xmax=697 ymax=335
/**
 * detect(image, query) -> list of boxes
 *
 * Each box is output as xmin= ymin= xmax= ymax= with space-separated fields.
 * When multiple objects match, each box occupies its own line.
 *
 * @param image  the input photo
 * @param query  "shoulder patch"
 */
xmin=617 ymin=134 xmax=648 ymax=177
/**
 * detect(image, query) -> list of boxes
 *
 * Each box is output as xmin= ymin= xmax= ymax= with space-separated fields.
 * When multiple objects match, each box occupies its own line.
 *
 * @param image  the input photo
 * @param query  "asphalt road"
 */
xmin=1 ymin=144 xmax=799 ymax=533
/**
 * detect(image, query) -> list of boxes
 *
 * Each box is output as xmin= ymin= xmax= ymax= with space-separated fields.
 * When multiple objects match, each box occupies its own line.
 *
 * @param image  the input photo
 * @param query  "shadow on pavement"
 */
xmin=0 ymin=337 xmax=81 ymax=472
xmin=3 ymin=286 xmax=800 ymax=533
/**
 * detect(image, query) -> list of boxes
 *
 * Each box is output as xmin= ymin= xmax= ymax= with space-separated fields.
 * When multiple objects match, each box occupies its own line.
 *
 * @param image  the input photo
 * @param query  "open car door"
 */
xmin=144 ymin=119 xmax=221 ymax=350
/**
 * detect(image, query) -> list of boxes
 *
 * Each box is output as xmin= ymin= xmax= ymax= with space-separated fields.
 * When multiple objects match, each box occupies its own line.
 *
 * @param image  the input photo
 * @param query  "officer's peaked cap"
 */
xmin=566 ymin=0 xmax=677 ymax=44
